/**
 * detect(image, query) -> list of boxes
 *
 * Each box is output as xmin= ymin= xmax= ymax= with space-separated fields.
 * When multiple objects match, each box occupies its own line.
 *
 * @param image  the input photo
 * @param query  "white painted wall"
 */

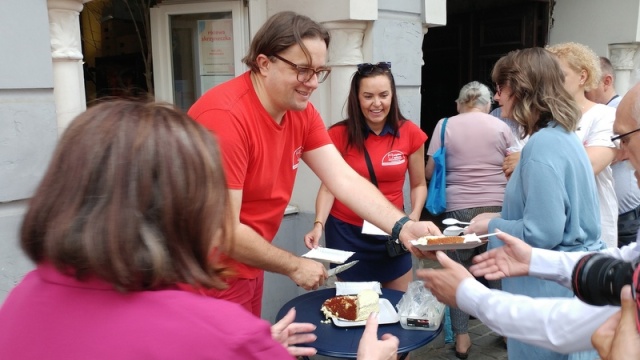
xmin=0 ymin=0 xmax=58 ymax=303
xmin=549 ymin=0 xmax=640 ymax=56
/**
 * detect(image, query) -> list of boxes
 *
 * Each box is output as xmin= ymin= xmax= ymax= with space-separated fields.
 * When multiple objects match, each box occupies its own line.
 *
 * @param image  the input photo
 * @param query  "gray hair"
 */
xmin=456 ymin=81 xmax=493 ymax=109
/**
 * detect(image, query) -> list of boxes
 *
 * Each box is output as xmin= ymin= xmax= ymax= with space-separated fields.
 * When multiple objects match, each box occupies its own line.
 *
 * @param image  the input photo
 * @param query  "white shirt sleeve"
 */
xmin=456 ymin=278 xmax=619 ymax=353
xmin=577 ymin=105 xmax=616 ymax=148
xmin=529 ymin=242 xmax=640 ymax=289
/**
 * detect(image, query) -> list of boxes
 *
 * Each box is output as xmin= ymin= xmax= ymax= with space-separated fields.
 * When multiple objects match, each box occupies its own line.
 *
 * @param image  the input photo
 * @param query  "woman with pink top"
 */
xmin=0 ymin=100 xmax=398 ymax=360
xmin=425 ymin=81 xmax=514 ymax=359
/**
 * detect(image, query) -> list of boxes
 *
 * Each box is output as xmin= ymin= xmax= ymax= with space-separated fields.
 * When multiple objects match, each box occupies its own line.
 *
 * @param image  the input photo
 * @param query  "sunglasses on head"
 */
xmin=356 ymin=62 xmax=392 ymax=75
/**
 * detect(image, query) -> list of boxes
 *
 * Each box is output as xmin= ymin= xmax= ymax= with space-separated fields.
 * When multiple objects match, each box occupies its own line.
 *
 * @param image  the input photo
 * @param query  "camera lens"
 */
xmin=571 ymin=253 xmax=634 ymax=306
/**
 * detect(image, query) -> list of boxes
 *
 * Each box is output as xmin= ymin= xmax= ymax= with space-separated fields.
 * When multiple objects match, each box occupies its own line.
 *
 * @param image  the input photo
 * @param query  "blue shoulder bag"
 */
xmin=425 ymin=117 xmax=448 ymax=215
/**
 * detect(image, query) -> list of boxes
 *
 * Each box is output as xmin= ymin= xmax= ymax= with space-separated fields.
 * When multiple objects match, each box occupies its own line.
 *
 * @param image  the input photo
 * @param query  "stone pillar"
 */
xmin=47 ymin=0 xmax=90 ymax=134
xmin=609 ymin=43 xmax=640 ymax=97
xmin=323 ymin=21 xmax=368 ymax=125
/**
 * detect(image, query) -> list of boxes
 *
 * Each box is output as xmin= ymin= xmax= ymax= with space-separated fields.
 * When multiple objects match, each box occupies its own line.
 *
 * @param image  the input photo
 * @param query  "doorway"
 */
xmin=420 ymin=1 xmax=551 ymax=148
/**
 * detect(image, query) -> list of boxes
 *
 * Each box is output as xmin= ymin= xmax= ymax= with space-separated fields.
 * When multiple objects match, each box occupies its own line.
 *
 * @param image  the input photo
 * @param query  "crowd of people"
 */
xmin=0 ymin=9 xmax=638 ymax=360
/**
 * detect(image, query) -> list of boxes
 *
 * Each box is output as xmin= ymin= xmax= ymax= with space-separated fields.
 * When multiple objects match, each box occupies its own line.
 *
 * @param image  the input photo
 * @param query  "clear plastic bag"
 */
xmin=396 ymin=280 xmax=445 ymax=330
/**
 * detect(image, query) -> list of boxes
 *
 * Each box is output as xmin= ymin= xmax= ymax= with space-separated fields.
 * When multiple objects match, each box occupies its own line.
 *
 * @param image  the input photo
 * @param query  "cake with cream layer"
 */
xmin=415 ymin=235 xmax=465 ymax=245
xmin=321 ymin=289 xmax=380 ymax=321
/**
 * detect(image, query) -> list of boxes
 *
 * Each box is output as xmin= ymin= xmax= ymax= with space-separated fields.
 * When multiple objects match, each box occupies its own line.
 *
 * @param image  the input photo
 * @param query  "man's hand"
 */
xmin=400 ymin=220 xmax=442 ymax=258
xmin=289 ymin=258 xmax=327 ymax=290
xmin=271 ymin=308 xmax=317 ymax=357
xmin=469 ymin=231 xmax=532 ymax=280
xmin=416 ymin=251 xmax=473 ymax=307
xmin=592 ymin=285 xmax=640 ymax=359
xmin=356 ymin=312 xmax=399 ymax=360
xmin=303 ymin=225 xmax=323 ymax=249
xmin=503 ymin=151 xmax=520 ymax=178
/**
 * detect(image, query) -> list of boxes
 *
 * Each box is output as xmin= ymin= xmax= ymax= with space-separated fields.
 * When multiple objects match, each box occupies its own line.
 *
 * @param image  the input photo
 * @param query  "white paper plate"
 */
xmin=410 ymin=234 xmax=488 ymax=251
xmin=361 ymin=220 xmax=389 ymax=236
xmin=302 ymin=247 xmax=355 ymax=264
xmin=331 ymin=298 xmax=399 ymax=327
xmin=336 ymin=281 xmax=382 ymax=295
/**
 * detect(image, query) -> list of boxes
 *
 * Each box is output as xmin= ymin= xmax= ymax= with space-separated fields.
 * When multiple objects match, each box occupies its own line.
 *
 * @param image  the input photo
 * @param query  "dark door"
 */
xmin=420 ymin=1 xmax=550 ymax=149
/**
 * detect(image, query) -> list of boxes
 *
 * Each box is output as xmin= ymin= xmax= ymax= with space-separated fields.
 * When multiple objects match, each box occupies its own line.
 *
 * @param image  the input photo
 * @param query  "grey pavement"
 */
xmin=409 ymin=317 xmax=508 ymax=359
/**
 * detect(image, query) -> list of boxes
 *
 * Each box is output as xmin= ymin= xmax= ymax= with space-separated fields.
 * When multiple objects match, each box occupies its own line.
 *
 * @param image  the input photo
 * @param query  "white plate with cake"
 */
xmin=410 ymin=233 xmax=489 ymax=251
xmin=321 ymin=289 xmax=399 ymax=327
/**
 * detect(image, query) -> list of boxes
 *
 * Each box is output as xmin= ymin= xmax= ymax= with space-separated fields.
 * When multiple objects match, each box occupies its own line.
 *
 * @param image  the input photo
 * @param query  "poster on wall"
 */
xmin=197 ymin=19 xmax=234 ymax=76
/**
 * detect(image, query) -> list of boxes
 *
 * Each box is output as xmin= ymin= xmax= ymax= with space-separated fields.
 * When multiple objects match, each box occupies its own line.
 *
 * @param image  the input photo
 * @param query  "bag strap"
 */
xmin=440 ymin=117 xmax=448 ymax=148
xmin=363 ymin=146 xmax=378 ymax=188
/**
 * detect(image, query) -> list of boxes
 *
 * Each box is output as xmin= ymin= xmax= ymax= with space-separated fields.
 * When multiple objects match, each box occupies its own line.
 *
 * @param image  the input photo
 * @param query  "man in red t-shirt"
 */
xmin=188 ymin=11 xmax=441 ymax=316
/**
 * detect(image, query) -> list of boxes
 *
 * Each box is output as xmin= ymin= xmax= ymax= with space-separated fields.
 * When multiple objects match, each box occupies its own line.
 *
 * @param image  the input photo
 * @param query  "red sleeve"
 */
xmin=302 ymin=105 xmax=332 ymax=152
xmin=402 ymin=120 xmax=428 ymax=154
xmin=327 ymin=124 xmax=348 ymax=153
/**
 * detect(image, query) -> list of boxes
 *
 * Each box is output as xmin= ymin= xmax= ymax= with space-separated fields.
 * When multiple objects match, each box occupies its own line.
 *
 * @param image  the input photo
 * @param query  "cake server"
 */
xmin=327 ymin=260 xmax=359 ymax=277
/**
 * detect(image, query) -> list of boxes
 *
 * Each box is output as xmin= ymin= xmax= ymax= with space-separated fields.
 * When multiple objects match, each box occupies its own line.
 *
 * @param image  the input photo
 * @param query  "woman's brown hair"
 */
xmin=491 ymin=47 xmax=581 ymax=137
xmin=20 ymin=100 xmax=233 ymax=292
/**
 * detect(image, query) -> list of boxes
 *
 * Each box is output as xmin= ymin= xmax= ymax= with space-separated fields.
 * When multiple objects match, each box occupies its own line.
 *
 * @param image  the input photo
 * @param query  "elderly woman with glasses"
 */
xmin=304 ymin=62 xmax=427 ymax=292
xmin=424 ymin=81 xmax=515 ymax=359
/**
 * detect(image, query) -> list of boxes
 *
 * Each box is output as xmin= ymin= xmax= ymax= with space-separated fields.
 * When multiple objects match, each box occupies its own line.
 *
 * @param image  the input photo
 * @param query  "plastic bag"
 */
xmin=396 ymin=280 xmax=445 ymax=330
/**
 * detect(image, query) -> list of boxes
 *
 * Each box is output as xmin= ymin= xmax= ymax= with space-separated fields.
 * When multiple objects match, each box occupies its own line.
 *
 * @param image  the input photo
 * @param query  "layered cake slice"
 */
xmin=415 ymin=235 xmax=465 ymax=245
xmin=321 ymin=289 xmax=380 ymax=321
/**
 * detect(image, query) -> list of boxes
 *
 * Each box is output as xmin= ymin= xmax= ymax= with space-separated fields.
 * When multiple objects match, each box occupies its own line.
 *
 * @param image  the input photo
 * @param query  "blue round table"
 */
xmin=276 ymin=288 xmax=441 ymax=359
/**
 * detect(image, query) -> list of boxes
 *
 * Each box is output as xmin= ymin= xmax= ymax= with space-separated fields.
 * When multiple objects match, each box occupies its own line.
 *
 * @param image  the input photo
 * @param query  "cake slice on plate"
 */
xmin=321 ymin=289 xmax=380 ymax=321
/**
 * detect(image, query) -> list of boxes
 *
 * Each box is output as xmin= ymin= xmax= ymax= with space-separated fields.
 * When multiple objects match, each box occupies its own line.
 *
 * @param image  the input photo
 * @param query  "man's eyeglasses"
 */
xmin=356 ymin=62 xmax=392 ymax=75
xmin=611 ymin=127 xmax=640 ymax=148
xmin=271 ymin=54 xmax=331 ymax=83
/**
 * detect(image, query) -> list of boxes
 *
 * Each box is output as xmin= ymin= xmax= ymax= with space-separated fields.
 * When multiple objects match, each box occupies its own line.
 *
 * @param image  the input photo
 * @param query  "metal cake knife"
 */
xmin=327 ymin=260 xmax=359 ymax=277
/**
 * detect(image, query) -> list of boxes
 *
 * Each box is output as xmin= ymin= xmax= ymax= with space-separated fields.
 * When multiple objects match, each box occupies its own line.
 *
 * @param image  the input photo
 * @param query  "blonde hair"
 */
xmin=546 ymin=42 xmax=601 ymax=92
xmin=456 ymin=81 xmax=493 ymax=109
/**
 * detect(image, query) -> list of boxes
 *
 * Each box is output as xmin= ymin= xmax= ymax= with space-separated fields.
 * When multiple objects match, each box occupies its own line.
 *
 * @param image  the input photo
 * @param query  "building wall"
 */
xmin=549 ymin=0 xmax=640 ymax=95
xmin=289 ymin=0 xmax=427 ymax=215
xmin=0 ymin=0 xmax=58 ymax=302
xmin=549 ymin=0 xmax=640 ymax=56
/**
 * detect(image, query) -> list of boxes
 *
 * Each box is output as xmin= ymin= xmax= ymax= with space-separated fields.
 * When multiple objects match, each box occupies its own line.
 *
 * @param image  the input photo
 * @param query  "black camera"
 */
xmin=571 ymin=253 xmax=638 ymax=306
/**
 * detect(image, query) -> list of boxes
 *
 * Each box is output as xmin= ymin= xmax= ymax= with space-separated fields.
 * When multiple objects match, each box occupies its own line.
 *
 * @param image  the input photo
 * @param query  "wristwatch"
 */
xmin=391 ymin=215 xmax=411 ymax=241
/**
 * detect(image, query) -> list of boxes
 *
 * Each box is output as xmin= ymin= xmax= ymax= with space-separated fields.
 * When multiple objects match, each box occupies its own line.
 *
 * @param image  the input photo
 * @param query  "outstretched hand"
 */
xmin=469 ymin=230 xmax=532 ymax=280
xmin=416 ymin=251 xmax=473 ymax=307
xmin=271 ymin=308 xmax=317 ymax=357
xmin=357 ymin=312 xmax=399 ymax=360
xmin=401 ymin=220 xmax=442 ymax=259
xmin=465 ymin=212 xmax=499 ymax=235
xmin=591 ymin=285 xmax=640 ymax=359
xmin=304 ymin=225 xmax=322 ymax=249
